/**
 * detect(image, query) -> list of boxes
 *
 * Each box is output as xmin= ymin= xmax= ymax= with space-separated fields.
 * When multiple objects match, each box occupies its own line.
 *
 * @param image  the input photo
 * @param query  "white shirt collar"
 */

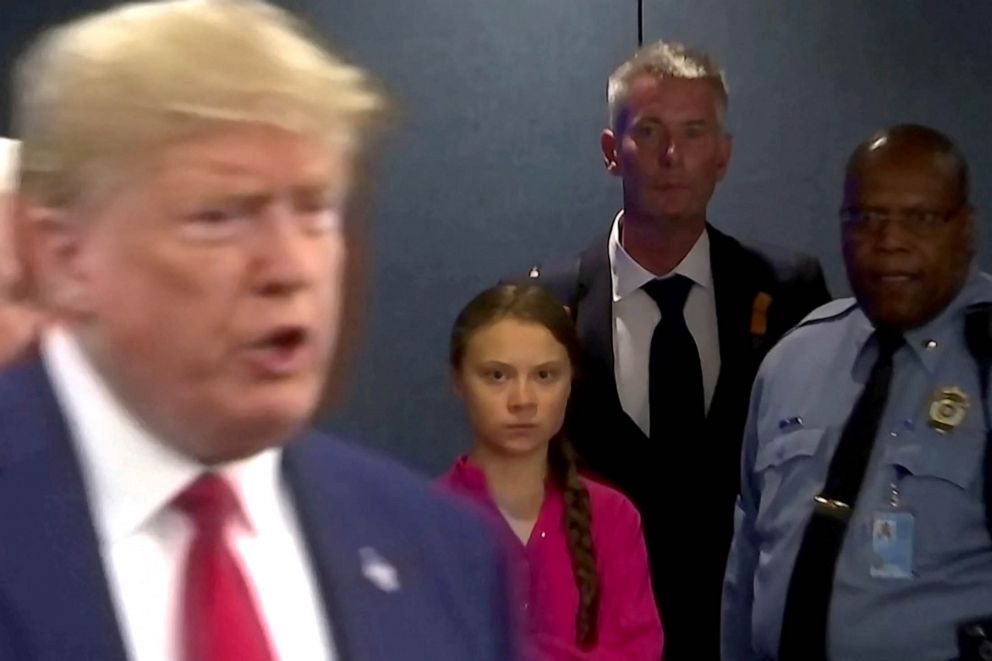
xmin=42 ymin=325 xmax=283 ymax=544
xmin=608 ymin=210 xmax=713 ymax=302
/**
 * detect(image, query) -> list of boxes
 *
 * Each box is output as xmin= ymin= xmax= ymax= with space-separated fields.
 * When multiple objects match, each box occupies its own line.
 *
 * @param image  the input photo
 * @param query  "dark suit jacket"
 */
xmin=529 ymin=224 xmax=831 ymax=660
xmin=0 ymin=357 xmax=517 ymax=661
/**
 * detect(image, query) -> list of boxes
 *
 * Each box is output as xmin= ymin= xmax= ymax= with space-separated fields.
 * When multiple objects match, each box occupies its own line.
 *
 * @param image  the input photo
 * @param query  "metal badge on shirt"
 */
xmin=928 ymin=386 xmax=969 ymax=434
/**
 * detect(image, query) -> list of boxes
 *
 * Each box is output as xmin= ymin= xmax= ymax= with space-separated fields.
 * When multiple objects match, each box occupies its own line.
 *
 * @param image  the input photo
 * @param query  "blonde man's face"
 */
xmin=39 ymin=125 xmax=353 ymax=462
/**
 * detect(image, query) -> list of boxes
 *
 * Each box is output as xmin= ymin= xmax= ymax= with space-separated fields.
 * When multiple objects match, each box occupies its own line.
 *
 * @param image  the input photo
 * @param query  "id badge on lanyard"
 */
xmin=870 ymin=479 xmax=915 ymax=579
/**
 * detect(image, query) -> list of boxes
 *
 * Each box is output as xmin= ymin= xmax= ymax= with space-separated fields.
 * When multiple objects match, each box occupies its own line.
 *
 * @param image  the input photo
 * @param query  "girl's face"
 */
xmin=455 ymin=318 xmax=572 ymax=459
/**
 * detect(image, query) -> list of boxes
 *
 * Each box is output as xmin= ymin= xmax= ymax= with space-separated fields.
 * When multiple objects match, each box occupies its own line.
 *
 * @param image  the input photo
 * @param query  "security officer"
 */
xmin=722 ymin=124 xmax=992 ymax=661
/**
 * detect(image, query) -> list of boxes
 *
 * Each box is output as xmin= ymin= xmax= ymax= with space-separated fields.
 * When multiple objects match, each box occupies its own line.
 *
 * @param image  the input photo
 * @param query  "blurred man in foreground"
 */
xmin=0 ymin=2 xmax=515 ymax=659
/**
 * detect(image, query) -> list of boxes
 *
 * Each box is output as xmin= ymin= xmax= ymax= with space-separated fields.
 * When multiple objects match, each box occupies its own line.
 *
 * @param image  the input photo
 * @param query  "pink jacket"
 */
xmin=440 ymin=456 xmax=663 ymax=660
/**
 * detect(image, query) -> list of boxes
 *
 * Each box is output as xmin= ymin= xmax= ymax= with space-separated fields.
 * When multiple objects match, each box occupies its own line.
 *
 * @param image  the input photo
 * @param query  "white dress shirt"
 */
xmin=42 ymin=326 xmax=335 ymax=661
xmin=609 ymin=211 xmax=721 ymax=436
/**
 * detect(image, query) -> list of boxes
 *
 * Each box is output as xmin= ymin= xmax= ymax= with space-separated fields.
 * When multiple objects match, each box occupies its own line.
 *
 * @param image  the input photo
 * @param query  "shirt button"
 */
xmin=923 ymin=339 xmax=938 ymax=350
xmin=523 ymin=602 xmax=529 ymax=610
xmin=540 ymin=531 xmax=546 ymax=539
xmin=889 ymin=430 xmax=898 ymax=437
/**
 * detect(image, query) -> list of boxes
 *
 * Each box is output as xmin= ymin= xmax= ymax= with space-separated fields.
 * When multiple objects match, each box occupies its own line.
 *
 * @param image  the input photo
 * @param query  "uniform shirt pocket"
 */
xmin=753 ymin=428 xmax=828 ymax=543
xmin=882 ymin=429 xmax=986 ymax=570
xmin=883 ymin=435 xmax=981 ymax=490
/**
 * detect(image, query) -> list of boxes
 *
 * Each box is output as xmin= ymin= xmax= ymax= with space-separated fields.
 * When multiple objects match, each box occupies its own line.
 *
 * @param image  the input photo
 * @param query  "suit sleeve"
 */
xmin=721 ymin=372 xmax=765 ymax=661
xmin=578 ymin=493 xmax=664 ymax=661
xmin=477 ymin=524 xmax=525 ymax=661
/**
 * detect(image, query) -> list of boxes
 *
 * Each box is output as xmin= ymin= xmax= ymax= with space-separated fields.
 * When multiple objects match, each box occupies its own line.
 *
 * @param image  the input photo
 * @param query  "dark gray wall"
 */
xmin=316 ymin=2 xmax=992 ymax=476
xmin=3 ymin=2 xmax=990 ymax=476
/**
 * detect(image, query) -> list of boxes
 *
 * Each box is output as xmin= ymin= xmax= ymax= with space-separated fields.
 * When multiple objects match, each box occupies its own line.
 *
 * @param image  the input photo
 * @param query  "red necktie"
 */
xmin=174 ymin=473 xmax=275 ymax=661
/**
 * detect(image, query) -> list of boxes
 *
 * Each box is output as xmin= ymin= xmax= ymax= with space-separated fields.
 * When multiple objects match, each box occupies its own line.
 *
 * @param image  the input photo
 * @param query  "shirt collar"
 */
xmin=445 ymin=455 xmax=490 ymax=496
xmin=902 ymin=269 xmax=992 ymax=373
xmin=851 ymin=269 xmax=992 ymax=373
xmin=42 ymin=325 xmax=283 ymax=544
xmin=609 ymin=209 xmax=712 ymax=302
xmin=444 ymin=454 xmax=558 ymax=510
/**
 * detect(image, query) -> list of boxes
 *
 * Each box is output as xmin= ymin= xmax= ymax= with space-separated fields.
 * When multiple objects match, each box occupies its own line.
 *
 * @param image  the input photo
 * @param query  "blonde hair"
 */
xmin=607 ymin=40 xmax=728 ymax=131
xmin=13 ymin=0 xmax=387 ymax=207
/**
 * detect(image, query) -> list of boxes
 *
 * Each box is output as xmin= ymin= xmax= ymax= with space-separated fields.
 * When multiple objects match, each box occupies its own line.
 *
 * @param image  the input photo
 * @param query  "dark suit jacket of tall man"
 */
xmin=0 ymin=356 xmax=517 ymax=661
xmin=529 ymin=223 xmax=831 ymax=661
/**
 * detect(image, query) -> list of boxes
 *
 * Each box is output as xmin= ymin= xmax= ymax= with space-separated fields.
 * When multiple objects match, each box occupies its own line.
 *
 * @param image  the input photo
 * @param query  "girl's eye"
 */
xmin=486 ymin=369 xmax=507 ymax=382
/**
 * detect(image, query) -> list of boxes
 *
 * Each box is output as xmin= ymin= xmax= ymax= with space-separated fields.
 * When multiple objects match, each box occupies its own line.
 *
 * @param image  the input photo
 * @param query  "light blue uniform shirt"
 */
xmin=722 ymin=271 xmax=992 ymax=661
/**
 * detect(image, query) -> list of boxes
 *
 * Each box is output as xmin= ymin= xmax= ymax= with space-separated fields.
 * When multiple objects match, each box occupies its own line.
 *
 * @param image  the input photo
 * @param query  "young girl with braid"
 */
xmin=441 ymin=284 xmax=663 ymax=660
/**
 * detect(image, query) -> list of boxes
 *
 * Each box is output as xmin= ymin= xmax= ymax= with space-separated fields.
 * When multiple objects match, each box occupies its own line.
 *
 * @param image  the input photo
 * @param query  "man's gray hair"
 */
xmin=607 ymin=40 xmax=728 ymax=131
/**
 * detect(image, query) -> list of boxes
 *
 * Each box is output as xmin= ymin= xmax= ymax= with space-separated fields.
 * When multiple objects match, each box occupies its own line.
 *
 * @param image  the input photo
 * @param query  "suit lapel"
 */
xmin=570 ymin=234 xmax=652 ymax=467
xmin=576 ymin=227 xmax=761 ymax=434
xmin=0 ymin=359 xmax=128 ymax=660
xmin=284 ymin=439 xmax=433 ymax=661
xmin=575 ymin=236 xmax=646 ymax=435
xmin=283 ymin=440 xmax=370 ymax=661
xmin=707 ymin=225 xmax=760 ymax=420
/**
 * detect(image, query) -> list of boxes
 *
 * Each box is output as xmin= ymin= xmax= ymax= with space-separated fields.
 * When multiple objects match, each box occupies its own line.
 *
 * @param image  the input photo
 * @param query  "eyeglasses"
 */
xmin=839 ymin=204 xmax=967 ymax=236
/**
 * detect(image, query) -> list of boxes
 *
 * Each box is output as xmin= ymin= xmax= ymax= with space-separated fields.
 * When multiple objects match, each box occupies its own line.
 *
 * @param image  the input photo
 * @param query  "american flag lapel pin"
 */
xmin=359 ymin=546 xmax=401 ymax=593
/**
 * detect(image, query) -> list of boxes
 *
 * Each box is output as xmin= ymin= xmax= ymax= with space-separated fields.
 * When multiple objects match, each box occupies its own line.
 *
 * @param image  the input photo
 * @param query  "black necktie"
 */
xmin=643 ymin=274 xmax=705 ymax=441
xmin=778 ymin=329 xmax=904 ymax=661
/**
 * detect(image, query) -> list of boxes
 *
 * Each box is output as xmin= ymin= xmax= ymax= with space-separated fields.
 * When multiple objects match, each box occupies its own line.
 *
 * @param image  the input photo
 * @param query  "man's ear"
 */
xmin=23 ymin=203 xmax=92 ymax=314
xmin=601 ymin=129 xmax=621 ymax=176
